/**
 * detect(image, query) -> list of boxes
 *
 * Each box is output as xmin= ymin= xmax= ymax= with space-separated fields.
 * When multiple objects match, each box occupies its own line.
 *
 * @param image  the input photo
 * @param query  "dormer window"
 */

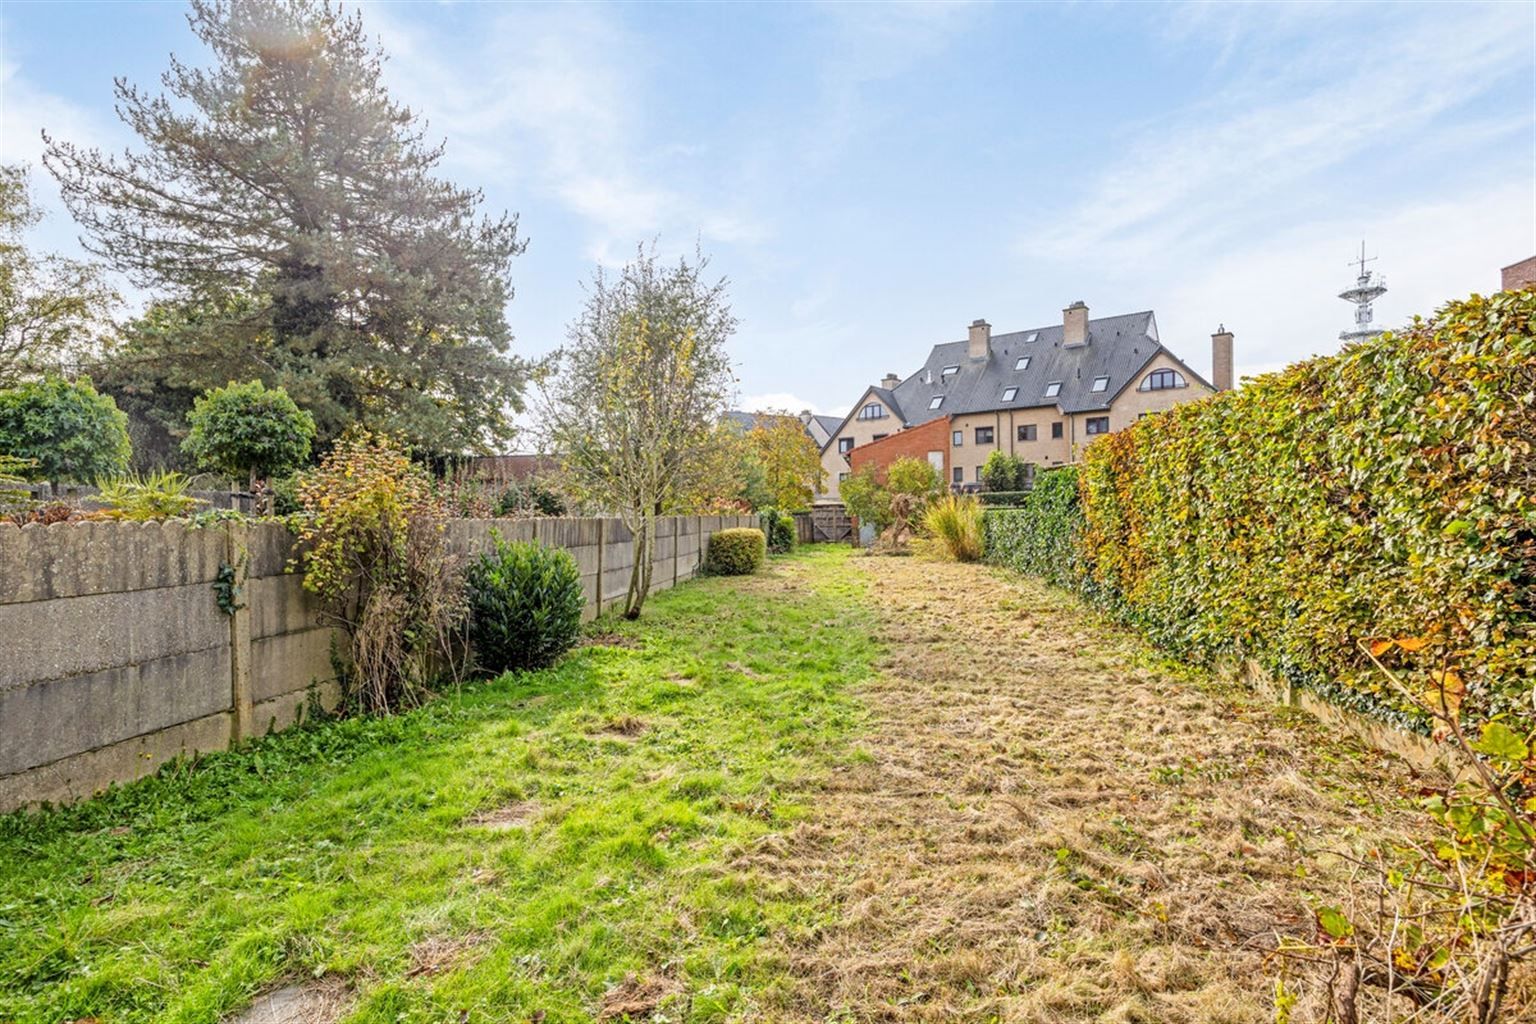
xmin=1044 ymin=381 xmax=1062 ymax=398
xmin=1001 ymin=386 xmax=1017 ymax=402
xmin=1091 ymin=375 xmax=1110 ymax=393
xmin=928 ymin=395 xmax=944 ymax=410
xmin=1014 ymin=356 xmax=1030 ymax=371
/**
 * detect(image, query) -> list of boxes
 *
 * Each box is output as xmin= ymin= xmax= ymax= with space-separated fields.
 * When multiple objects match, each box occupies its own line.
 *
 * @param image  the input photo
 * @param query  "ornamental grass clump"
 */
xmin=922 ymin=494 xmax=984 ymax=562
xmin=466 ymin=534 xmax=584 ymax=673
xmin=706 ymin=527 xmax=766 ymax=575
xmin=294 ymin=429 xmax=466 ymax=713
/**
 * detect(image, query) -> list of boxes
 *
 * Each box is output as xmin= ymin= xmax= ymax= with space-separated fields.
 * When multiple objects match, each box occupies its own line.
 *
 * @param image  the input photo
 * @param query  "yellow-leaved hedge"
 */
xmin=988 ymin=289 xmax=1535 ymax=732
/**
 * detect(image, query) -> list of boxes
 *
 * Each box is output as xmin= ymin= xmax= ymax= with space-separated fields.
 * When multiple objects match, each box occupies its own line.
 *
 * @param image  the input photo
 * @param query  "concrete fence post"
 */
xmin=226 ymin=525 xmax=254 ymax=743
xmin=595 ymin=517 xmax=605 ymax=614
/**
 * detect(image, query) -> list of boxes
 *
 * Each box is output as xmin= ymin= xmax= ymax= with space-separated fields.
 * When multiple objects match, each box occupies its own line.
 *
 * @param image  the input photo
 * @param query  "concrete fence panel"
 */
xmin=0 ymin=513 xmax=739 ymax=812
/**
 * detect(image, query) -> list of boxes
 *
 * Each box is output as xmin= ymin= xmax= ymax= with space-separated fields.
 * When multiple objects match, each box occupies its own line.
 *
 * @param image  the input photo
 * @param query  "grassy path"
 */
xmin=2 ymin=546 xmax=1476 ymax=1023
xmin=759 ymin=552 xmax=1431 ymax=1024
xmin=0 ymin=548 xmax=877 ymax=1024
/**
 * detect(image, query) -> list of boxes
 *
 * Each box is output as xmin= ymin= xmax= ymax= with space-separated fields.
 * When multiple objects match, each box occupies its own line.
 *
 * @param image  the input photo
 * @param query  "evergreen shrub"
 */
xmin=466 ymin=534 xmax=585 ymax=673
xmin=760 ymin=507 xmax=795 ymax=553
xmin=706 ymin=527 xmax=766 ymax=575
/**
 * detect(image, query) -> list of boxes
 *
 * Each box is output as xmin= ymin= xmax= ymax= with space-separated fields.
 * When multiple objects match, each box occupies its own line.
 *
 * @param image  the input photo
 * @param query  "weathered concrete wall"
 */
xmin=0 ymin=514 xmax=754 ymax=811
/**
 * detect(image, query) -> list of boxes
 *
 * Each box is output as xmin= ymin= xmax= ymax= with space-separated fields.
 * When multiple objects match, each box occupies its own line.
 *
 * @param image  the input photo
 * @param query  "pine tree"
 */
xmin=45 ymin=0 xmax=526 ymax=453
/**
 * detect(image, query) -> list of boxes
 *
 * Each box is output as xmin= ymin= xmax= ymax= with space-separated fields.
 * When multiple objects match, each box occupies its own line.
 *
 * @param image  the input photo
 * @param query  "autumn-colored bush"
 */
xmin=294 ymin=430 xmax=466 ymax=712
xmin=986 ymin=289 xmax=1535 ymax=734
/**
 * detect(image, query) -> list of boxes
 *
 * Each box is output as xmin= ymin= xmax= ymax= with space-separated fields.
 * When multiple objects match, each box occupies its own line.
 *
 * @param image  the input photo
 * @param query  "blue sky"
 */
xmin=3 ymin=1 xmax=1533 ymax=421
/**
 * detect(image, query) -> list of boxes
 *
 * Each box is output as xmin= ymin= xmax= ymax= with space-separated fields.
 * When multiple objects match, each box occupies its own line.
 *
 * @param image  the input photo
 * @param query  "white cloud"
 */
xmin=737 ymin=392 xmax=838 ymax=416
xmin=1156 ymin=179 xmax=1533 ymax=383
xmin=0 ymin=57 xmax=113 ymax=170
xmin=0 ymin=54 xmax=140 ymax=303
xmin=1032 ymin=4 xmax=1532 ymax=268
xmin=365 ymin=3 xmax=764 ymax=258
xmin=1023 ymin=2 xmax=1535 ymax=383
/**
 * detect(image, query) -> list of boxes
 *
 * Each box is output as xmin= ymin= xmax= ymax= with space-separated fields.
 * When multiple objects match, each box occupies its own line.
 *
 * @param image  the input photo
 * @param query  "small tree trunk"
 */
xmin=624 ymin=514 xmax=653 ymax=619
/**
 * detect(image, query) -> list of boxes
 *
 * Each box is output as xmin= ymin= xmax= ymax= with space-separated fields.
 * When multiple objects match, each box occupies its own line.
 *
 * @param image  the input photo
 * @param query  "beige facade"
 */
xmin=824 ymin=305 xmax=1227 ymax=500
xmin=940 ymin=351 xmax=1213 ymax=484
xmin=1104 ymin=350 xmax=1213 ymax=430
xmin=820 ymin=386 xmax=901 ymax=501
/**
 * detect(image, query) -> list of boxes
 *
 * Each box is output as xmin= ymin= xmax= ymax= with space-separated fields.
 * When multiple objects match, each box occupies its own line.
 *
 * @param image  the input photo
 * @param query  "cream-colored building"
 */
xmin=818 ymin=303 xmax=1231 ymax=499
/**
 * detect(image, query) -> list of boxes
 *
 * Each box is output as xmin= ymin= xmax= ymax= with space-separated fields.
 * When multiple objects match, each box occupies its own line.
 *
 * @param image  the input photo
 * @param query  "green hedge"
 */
xmin=977 ymin=490 xmax=1032 ymax=508
xmin=986 ymin=290 xmax=1536 ymax=733
xmin=983 ymin=468 xmax=1081 ymax=590
xmin=706 ymin=527 xmax=766 ymax=575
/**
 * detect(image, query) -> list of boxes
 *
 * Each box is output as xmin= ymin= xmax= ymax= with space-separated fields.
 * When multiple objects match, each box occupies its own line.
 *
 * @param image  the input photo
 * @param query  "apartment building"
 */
xmin=820 ymin=302 xmax=1231 ymax=498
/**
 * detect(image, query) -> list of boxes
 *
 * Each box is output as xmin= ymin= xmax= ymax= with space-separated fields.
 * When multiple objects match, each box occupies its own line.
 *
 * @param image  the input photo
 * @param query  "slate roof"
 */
xmin=723 ymin=409 xmax=828 ymax=444
xmin=884 ymin=310 xmax=1193 ymax=426
xmin=810 ymin=414 xmax=842 ymax=437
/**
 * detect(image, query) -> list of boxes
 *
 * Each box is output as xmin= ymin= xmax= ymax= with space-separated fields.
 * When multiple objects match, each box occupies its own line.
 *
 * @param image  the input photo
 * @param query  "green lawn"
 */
xmin=0 ymin=546 xmax=876 ymax=1024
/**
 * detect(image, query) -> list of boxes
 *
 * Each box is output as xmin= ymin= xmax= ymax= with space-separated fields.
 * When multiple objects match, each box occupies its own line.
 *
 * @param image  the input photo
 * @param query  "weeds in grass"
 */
xmin=0 ymin=547 xmax=877 ymax=1024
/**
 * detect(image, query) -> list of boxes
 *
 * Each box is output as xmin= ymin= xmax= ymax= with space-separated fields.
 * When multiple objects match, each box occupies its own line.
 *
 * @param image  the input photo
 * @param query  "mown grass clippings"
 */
xmin=752 ymin=553 xmax=1530 ymax=1023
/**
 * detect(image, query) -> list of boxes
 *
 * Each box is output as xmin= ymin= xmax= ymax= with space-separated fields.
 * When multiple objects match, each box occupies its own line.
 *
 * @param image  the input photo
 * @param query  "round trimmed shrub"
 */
xmin=467 ymin=534 xmax=585 ymax=673
xmin=706 ymin=527 xmax=766 ymax=575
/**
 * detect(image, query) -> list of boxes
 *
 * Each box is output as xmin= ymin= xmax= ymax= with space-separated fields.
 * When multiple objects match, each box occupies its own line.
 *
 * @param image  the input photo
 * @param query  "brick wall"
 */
xmin=1502 ymin=256 xmax=1536 ymax=292
xmin=847 ymin=416 xmax=950 ymax=483
xmin=0 ymin=514 xmax=753 ymax=812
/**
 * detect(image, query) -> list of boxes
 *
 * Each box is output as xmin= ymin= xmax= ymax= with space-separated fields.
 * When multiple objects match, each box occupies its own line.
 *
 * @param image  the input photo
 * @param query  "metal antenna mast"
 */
xmin=1339 ymin=240 xmax=1387 ymax=342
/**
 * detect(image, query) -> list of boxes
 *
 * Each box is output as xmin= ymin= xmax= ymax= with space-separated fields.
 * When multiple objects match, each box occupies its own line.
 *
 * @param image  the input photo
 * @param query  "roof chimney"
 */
xmin=1211 ymin=324 xmax=1234 ymax=391
xmin=968 ymin=319 xmax=991 ymax=360
xmin=1063 ymin=301 xmax=1089 ymax=348
xmin=880 ymin=372 xmax=899 ymax=390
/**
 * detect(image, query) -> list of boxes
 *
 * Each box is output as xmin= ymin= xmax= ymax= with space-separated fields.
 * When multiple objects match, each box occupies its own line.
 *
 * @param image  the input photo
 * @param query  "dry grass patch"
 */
xmin=594 ymin=714 xmax=650 ymax=738
xmin=404 ymin=932 xmax=490 ymax=979
xmin=596 ymin=972 xmax=681 ymax=1021
xmin=463 ymin=799 xmax=539 ymax=831
xmin=757 ymin=553 xmax=1437 ymax=1023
